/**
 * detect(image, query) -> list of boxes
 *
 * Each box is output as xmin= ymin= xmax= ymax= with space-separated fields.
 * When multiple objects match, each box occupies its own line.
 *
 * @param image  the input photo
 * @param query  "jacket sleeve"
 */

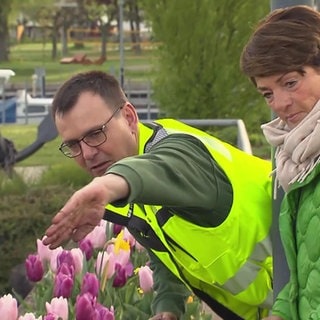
xmin=107 ymin=134 xmax=233 ymax=226
xmin=271 ymin=282 xmax=291 ymax=320
xmin=148 ymin=250 xmax=190 ymax=318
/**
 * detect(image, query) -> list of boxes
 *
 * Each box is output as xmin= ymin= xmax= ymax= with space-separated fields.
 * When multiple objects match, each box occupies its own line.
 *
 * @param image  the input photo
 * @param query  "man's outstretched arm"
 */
xmin=43 ymin=173 xmax=129 ymax=249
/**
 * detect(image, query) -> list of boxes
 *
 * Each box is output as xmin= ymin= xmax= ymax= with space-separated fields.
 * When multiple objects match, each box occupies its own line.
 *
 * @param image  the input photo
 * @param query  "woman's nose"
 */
xmin=272 ymin=90 xmax=292 ymax=113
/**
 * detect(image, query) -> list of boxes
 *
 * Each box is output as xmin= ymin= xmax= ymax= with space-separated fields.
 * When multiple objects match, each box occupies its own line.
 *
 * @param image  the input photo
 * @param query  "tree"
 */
xmin=141 ymin=0 xmax=270 ymax=134
xmin=0 ymin=0 xmax=11 ymax=62
xmin=85 ymin=0 xmax=116 ymax=59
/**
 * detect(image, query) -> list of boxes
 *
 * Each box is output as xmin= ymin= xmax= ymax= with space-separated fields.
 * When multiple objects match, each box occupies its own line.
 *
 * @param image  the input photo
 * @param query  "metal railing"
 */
xmin=178 ymin=119 xmax=252 ymax=154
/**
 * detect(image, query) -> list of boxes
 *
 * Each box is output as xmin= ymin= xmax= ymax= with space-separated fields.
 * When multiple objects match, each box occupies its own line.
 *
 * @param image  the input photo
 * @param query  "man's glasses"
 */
xmin=59 ymin=105 xmax=123 ymax=158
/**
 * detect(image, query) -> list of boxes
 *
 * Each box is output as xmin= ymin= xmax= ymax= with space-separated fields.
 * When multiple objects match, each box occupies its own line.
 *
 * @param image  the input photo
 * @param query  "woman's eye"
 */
xmin=285 ymin=80 xmax=297 ymax=88
xmin=262 ymin=92 xmax=272 ymax=100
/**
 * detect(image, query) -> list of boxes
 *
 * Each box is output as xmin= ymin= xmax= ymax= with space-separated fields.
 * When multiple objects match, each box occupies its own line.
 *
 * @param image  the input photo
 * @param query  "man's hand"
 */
xmin=149 ymin=312 xmax=177 ymax=320
xmin=43 ymin=178 xmax=109 ymax=249
xmin=43 ymin=174 xmax=130 ymax=249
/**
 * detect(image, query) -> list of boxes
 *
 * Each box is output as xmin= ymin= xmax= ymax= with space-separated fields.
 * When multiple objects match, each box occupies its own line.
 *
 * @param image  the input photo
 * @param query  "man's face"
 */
xmin=55 ymin=91 xmax=139 ymax=177
xmin=255 ymin=66 xmax=320 ymax=129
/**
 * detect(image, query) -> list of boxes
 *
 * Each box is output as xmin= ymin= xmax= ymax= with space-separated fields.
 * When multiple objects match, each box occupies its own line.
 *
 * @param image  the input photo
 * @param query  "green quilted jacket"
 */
xmin=272 ymin=163 xmax=320 ymax=320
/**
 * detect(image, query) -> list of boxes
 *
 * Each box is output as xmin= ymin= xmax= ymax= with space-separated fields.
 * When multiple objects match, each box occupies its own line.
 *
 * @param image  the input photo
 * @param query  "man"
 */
xmin=44 ymin=70 xmax=273 ymax=320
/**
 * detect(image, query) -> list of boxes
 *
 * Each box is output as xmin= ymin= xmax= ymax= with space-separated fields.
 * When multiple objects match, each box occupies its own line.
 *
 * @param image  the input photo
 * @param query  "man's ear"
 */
xmin=122 ymin=102 xmax=139 ymax=130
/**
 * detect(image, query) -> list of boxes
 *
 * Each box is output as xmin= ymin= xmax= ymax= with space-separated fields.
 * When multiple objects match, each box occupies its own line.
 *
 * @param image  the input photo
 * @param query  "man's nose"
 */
xmin=79 ymin=141 xmax=98 ymax=159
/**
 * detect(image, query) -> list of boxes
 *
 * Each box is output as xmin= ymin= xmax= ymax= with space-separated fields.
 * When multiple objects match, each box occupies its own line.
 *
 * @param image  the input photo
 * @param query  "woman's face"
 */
xmin=255 ymin=66 xmax=320 ymax=129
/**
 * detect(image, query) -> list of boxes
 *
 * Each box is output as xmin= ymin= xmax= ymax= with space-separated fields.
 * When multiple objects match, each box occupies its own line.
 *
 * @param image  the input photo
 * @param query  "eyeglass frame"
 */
xmin=59 ymin=104 xmax=124 ymax=158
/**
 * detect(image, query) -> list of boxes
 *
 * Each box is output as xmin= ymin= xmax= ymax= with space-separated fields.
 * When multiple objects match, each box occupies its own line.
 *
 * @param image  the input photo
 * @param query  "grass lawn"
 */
xmin=0 ymin=123 xmax=70 ymax=167
xmin=1 ymin=42 xmax=159 ymax=87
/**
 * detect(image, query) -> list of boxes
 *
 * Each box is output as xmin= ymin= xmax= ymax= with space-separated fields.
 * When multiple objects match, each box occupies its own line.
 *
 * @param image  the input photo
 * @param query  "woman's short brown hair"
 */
xmin=240 ymin=5 xmax=320 ymax=84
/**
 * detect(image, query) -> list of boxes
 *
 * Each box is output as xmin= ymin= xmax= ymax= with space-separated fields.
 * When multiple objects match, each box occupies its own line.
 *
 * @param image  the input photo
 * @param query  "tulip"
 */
xmin=18 ymin=313 xmax=42 ymax=320
xmin=95 ymin=251 xmax=115 ymax=280
xmin=0 ymin=294 xmax=18 ymax=320
xmin=70 ymin=248 xmax=84 ymax=275
xmin=96 ymin=303 xmax=115 ymax=320
xmin=112 ymin=263 xmax=127 ymax=288
xmin=49 ymin=247 xmax=63 ymax=273
xmin=57 ymin=250 xmax=75 ymax=270
xmin=81 ymin=272 xmax=100 ymax=298
xmin=53 ymin=269 xmax=74 ymax=298
xmin=57 ymin=262 xmax=75 ymax=278
xmin=123 ymin=227 xmax=136 ymax=247
xmin=25 ymin=254 xmax=44 ymax=282
xmin=138 ymin=265 xmax=153 ymax=293
xmin=45 ymin=297 xmax=68 ymax=320
xmin=42 ymin=314 xmax=57 ymax=320
xmin=79 ymin=238 xmax=94 ymax=260
xmin=75 ymin=293 xmax=98 ymax=320
xmin=112 ymin=223 xmax=123 ymax=236
xmin=37 ymin=237 xmax=55 ymax=264
xmin=107 ymin=244 xmax=130 ymax=267
xmin=84 ymin=220 xmax=107 ymax=249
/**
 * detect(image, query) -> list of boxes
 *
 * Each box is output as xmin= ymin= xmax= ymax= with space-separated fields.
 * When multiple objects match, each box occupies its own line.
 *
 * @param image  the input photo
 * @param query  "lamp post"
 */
xmin=119 ymin=0 xmax=124 ymax=88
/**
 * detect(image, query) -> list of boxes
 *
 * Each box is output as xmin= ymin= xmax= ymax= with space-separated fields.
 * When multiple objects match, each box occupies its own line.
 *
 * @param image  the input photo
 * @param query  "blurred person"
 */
xmin=43 ymin=70 xmax=273 ymax=320
xmin=240 ymin=5 xmax=320 ymax=320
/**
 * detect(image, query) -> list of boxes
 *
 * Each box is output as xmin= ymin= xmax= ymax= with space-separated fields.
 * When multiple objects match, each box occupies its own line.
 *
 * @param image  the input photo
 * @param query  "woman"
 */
xmin=240 ymin=5 xmax=320 ymax=320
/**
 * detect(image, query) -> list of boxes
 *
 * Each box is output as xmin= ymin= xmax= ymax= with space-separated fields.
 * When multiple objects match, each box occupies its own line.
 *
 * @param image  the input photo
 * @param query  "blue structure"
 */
xmin=0 ymin=98 xmax=17 ymax=123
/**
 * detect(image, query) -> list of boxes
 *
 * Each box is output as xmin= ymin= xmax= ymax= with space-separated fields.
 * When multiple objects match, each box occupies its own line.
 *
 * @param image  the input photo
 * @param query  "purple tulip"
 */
xmin=81 ymin=272 xmax=99 ymax=298
xmin=57 ymin=250 xmax=75 ymax=270
xmin=75 ymin=293 xmax=98 ymax=320
xmin=96 ymin=303 xmax=115 ymax=320
xmin=57 ymin=262 xmax=75 ymax=278
xmin=53 ymin=270 xmax=74 ymax=298
xmin=112 ymin=223 xmax=123 ymax=236
xmin=25 ymin=254 xmax=44 ymax=282
xmin=79 ymin=238 xmax=94 ymax=261
xmin=112 ymin=263 xmax=127 ymax=288
xmin=43 ymin=313 xmax=57 ymax=320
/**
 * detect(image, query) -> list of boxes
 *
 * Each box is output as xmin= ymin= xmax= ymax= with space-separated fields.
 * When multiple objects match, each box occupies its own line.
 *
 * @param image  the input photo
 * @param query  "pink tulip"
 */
xmin=79 ymin=238 xmax=94 ymax=260
xmin=49 ymin=247 xmax=63 ymax=273
xmin=122 ymin=228 xmax=136 ymax=247
xmin=18 ymin=313 xmax=42 ymax=320
xmin=81 ymin=272 xmax=99 ymax=298
xmin=75 ymin=293 xmax=98 ymax=320
xmin=134 ymin=240 xmax=146 ymax=252
xmin=95 ymin=251 xmax=115 ymax=280
xmin=138 ymin=265 xmax=154 ymax=293
xmin=37 ymin=237 xmax=55 ymax=264
xmin=45 ymin=297 xmax=68 ymax=320
xmin=107 ymin=244 xmax=130 ymax=266
xmin=70 ymin=248 xmax=84 ymax=275
xmin=0 ymin=294 xmax=18 ymax=320
xmin=84 ymin=220 xmax=107 ymax=249
xmin=25 ymin=254 xmax=44 ymax=282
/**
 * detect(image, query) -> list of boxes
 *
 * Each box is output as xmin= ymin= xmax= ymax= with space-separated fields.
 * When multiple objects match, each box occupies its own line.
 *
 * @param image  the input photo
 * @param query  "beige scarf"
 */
xmin=261 ymin=100 xmax=320 ymax=192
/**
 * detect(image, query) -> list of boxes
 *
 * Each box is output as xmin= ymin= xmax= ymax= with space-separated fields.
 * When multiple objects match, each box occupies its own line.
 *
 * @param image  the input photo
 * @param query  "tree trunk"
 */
xmin=100 ymin=24 xmax=108 ymax=60
xmin=0 ymin=0 xmax=10 ymax=62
